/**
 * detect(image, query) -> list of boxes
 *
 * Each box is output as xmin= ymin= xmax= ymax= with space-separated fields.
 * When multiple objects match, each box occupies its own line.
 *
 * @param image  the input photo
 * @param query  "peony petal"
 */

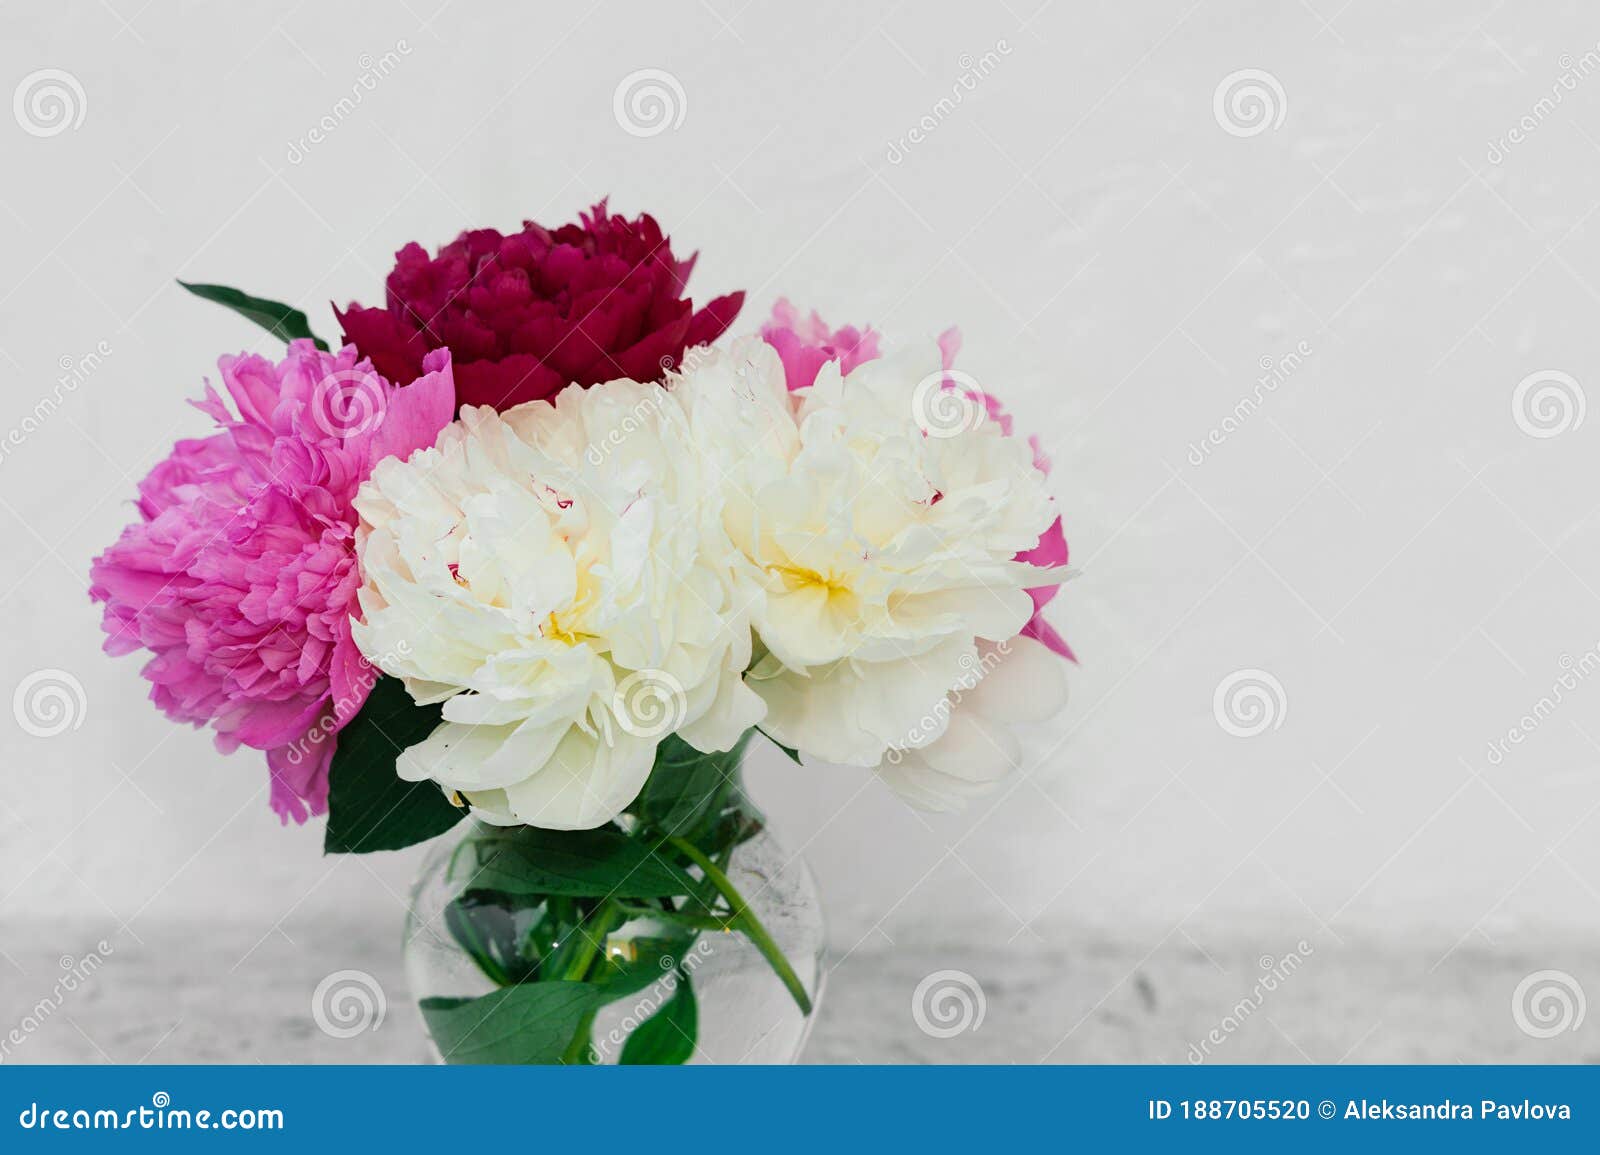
xmin=685 ymin=291 xmax=745 ymax=348
xmin=452 ymin=355 xmax=566 ymax=410
xmin=499 ymin=727 xmax=658 ymax=830
xmin=876 ymin=711 xmax=1018 ymax=812
xmin=677 ymin=665 xmax=767 ymax=753
xmin=367 ymin=347 xmax=456 ymax=467
xmin=336 ymin=304 xmax=428 ymax=386
xmin=961 ymin=636 xmax=1069 ymax=724
xmin=267 ymin=740 xmax=332 ymax=825
xmin=751 ymin=637 xmax=976 ymax=766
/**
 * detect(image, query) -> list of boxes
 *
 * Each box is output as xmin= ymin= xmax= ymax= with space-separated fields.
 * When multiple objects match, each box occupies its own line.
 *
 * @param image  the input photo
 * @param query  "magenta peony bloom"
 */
xmin=760 ymin=302 xmax=1073 ymax=660
xmin=89 ymin=341 xmax=456 ymax=822
xmin=338 ymin=200 xmax=744 ymax=411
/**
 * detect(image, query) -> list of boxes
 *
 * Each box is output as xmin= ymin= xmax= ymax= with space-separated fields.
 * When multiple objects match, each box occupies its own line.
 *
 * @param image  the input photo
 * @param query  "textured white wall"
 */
xmin=3 ymin=0 xmax=1600 ymax=970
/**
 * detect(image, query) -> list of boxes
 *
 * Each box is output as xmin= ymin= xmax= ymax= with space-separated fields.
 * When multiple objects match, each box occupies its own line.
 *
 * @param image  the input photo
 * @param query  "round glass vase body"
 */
xmin=403 ymin=755 xmax=824 ymax=1065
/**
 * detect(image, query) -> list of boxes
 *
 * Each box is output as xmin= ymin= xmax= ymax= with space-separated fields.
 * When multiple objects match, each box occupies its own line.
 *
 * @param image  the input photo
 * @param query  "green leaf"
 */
xmin=757 ymin=727 xmax=802 ymax=765
xmin=443 ymin=894 xmax=539 ymax=988
xmin=619 ymin=969 xmax=698 ymax=1065
xmin=324 ymin=676 xmax=464 ymax=853
xmin=633 ymin=731 xmax=752 ymax=836
xmin=457 ymin=826 xmax=700 ymax=899
xmin=420 ymin=982 xmax=605 ymax=1065
xmin=177 ymin=280 xmax=331 ymax=351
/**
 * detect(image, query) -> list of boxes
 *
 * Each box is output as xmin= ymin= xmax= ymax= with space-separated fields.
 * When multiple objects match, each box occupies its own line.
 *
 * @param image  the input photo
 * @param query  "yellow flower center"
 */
xmin=775 ymin=564 xmax=855 ymax=606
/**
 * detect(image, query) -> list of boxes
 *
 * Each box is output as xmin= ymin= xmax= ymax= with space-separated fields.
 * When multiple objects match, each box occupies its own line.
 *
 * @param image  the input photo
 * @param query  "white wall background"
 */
xmin=4 ymin=0 xmax=1600 ymax=975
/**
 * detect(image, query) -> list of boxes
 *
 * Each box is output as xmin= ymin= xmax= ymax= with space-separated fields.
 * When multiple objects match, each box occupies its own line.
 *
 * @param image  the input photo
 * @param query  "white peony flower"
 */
xmin=351 ymin=379 xmax=764 ymax=830
xmin=876 ymin=637 xmax=1068 ymax=811
xmin=672 ymin=338 xmax=1066 ymax=780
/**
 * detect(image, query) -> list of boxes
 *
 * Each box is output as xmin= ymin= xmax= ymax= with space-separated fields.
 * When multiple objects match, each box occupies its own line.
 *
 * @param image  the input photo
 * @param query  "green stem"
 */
xmin=557 ymin=900 xmax=616 ymax=1065
xmin=560 ymin=905 xmax=611 ymax=982
xmin=559 ymin=1007 xmax=599 ymax=1066
xmin=665 ymin=835 xmax=813 ymax=1016
xmin=563 ymin=921 xmax=604 ymax=979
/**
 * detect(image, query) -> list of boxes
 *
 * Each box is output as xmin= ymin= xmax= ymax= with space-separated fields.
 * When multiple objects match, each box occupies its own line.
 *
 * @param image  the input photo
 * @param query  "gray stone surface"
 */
xmin=2 ymin=920 xmax=1595 ymax=1064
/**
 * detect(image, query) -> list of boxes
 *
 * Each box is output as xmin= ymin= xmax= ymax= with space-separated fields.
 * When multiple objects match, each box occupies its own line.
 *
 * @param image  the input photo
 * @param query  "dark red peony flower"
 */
xmin=337 ymin=200 xmax=744 ymax=410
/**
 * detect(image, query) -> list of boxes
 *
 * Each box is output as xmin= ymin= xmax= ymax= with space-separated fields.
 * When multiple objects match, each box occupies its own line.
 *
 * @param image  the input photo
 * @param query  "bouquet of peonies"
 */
xmin=90 ymin=201 xmax=1072 ymax=1063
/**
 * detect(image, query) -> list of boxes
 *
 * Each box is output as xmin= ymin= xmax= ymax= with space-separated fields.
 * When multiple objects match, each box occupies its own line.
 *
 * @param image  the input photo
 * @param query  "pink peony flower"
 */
xmin=89 ymin=341 xmax=456 ymax=822
xmin=338 ymin=200 xmax=744 ymax=411
xmin=760 ymin=302 xmax=1073 ymax=660
xmin=759 ymin=298 xmax=881 ymax=391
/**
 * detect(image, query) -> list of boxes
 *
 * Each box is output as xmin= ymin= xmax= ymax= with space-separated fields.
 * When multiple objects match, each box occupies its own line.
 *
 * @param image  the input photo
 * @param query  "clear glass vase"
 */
xmin=403 ymin=757 xmax=825 ymax=1065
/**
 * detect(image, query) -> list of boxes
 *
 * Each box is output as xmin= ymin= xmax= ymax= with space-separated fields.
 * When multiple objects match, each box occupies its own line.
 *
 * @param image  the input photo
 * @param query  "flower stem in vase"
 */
xmin=665 ymin=835 xmax=813 ymax=1016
